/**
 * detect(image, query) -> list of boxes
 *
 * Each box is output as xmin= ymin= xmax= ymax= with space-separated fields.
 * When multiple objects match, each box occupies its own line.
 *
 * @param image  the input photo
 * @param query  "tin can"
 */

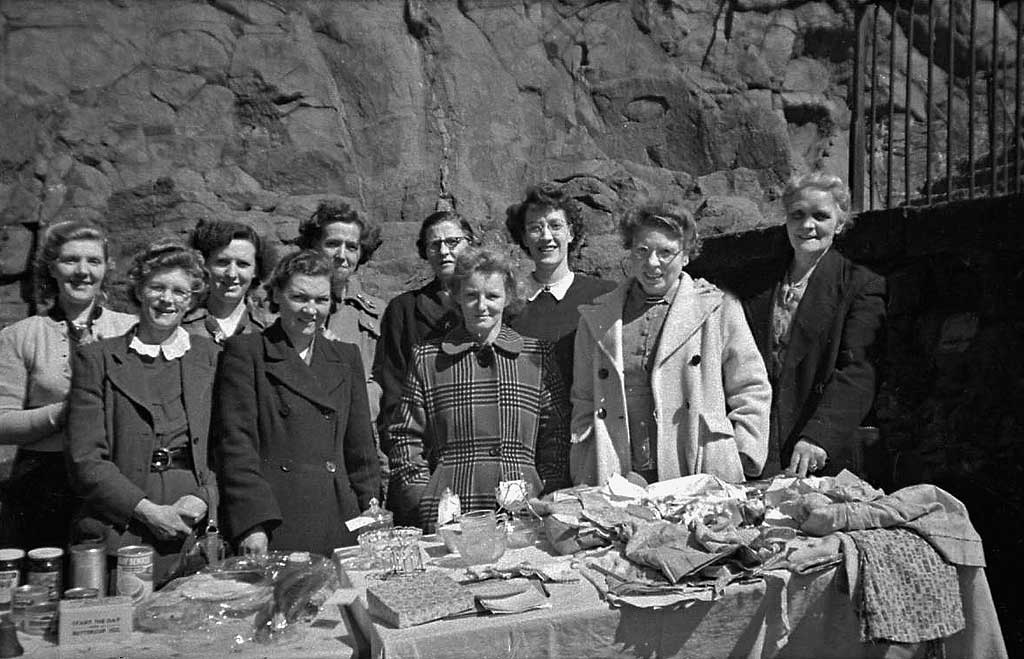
xmin=115 ymin=545 xmax=153 ymax=601
xmin=20 ymin=600 xmax=58 ymax=637
xmin=11 ymin=584 xmax=48 ymax=626
xmin=0 ymin=548 xmax=24 ymax=610
xmin=70 ymin=543 xmax=107 ymax=595
xmin=26 ymin=547 xmax=63 ymax=601
xmin=63 ymin=587 xmax=99 ymax=600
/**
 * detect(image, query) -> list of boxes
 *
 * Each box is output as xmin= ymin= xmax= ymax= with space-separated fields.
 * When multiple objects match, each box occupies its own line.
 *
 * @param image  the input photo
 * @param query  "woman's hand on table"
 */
xmin=133 ymin=498 xmax=192 ymax=540
xmin=239 ymin=528 xmax=269 ymax=555
xmin=786 ymin=439 xmax=828 ymax=478
xmin=172 ymin=494 xmax=208 ymax=527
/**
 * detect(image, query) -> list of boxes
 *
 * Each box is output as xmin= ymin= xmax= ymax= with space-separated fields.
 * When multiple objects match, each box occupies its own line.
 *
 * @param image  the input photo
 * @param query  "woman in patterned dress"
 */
xmin=387 ymin=248 xmax=571 ymax=532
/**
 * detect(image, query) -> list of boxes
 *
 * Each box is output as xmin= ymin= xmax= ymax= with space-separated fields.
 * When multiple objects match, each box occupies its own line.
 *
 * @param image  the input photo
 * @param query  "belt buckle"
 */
xmin=151 ymin=447 xmax=172 ymax=472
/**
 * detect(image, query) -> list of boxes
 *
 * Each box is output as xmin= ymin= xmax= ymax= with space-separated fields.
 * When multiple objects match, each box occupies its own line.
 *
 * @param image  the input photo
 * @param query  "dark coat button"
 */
xmin=596 ymin=408 xmax=607 ymax=420
xmin=598 ymin=367 xmax=609 ymax=379
xmin=325 ymin=460 xmax=337 ymax=473
xmin=488 ymin=447 xmax=502 ymax=457
xmin=690 ymin=354 xmax=701 ymax=366
xmin=192 ymin=437 xmax=199 ymax=444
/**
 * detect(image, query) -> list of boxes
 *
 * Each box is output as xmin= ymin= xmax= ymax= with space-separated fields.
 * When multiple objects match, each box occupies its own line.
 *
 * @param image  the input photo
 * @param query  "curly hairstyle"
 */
xmin=34 ymin=219 xmax=111 ymax=305
xmin=263 ymin=249 xmax=335 ymax=314
xmin=449 ymin=247 xmax=523 ymax=318
xmin=296 ymin=201 xmax=383 ymax=265
xmin=781 ymin=172 xmax=853 ymax=233
xmin=126 ymin=240 xmax=208 ymax=308
xmin=505 ymin=184 xmax=586 ymax=257
xmin=188 ymin=218 xmax=267 ymax=283
xmin=415 ymin=211 xmax=478 ymax=260
xmin=618 ymin=203 xmax=702 ymax=260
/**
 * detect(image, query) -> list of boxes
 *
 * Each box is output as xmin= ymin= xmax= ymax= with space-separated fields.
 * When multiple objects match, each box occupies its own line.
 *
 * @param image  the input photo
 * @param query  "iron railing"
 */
xmin=849 ymin=0 xmax=1023 ymax=211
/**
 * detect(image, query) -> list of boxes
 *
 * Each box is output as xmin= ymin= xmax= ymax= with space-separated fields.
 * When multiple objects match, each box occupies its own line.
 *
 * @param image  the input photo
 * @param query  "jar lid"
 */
xmin=70 ymin=543 xmax=106 ymax=555
xmin=27 ymin=547 xmax=63 ymax=560
xmin=0 ymin=548 xmax=26 ymax=560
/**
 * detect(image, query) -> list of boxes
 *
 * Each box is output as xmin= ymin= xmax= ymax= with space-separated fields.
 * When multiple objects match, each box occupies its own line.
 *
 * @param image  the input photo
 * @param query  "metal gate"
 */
xmin=848 ymin=0 xmax=1023 ymax=211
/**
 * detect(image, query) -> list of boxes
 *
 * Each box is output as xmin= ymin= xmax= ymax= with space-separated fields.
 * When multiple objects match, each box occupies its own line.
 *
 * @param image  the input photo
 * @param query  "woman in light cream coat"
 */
xmin=570 ymin=205 xmax=770 ymax=486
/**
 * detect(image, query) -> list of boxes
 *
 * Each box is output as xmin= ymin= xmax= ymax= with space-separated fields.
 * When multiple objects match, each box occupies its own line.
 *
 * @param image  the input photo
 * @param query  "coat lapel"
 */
xmin=578 ymin=282 xmax=629 ymax=374
xmin=655 ymin=274 xmax=721 ymax=367
xmin=180 ymin=342 xmax=215 ymax=434
xmin=310 ymin=338 xmax=347 ymax=404
xmin=263 ymin=322 xmax=338 ymax=412
xmin=106 ymin=337 xmax=152 ymax=415
xmin=781 ymin=250 xmax=843 ymax=372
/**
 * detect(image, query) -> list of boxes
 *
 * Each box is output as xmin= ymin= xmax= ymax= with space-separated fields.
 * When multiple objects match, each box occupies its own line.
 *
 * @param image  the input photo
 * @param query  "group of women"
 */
xmin=0 ymin=172 xmax=885 ymax=583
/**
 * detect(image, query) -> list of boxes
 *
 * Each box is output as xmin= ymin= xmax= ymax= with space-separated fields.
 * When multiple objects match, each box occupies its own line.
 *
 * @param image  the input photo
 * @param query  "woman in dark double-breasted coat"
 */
xmin=215 ymin=250 xmax=380 ymax=557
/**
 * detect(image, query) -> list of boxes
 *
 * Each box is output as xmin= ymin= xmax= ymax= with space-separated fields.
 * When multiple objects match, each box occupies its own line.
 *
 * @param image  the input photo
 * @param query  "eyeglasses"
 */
xmin=426 ymin=236 xmax=468 ymax=254
xmin=143 ymin=284 xmax=193 ymax=303
xmin=628 ymin=245 xmax=683 ymax=266
xmin=524 ymin=220 xmax=569 ymax=237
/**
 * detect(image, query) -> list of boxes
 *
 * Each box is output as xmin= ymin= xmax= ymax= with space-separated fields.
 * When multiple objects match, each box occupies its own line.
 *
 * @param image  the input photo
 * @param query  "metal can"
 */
xmin=63 ymin=587 xmax=99 ymax=600
xmin=11 ymin=584 xmax=49 ymax=626
xmin=0 ymin=548 xmax=24 ymax=611
xmin=70 ymin=543 xmax=107 ymax=595
xmin=20 ymin=600 xmax=58 ymax=637
xmin=115 ymin=545 xmax=153 ymax=601
xmin=26 ymin=547 xmax=63 ymax=601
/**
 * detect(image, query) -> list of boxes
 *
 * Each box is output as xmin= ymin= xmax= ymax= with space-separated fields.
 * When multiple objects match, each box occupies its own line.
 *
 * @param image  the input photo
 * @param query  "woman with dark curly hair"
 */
xmin=373 ymin=210 xmax=478 ymax=493
xmin=67 ymin=240 xmax=219 ymax=585
xmin=571 ymin=204 xmax=770 ymax=487
xmin=183 ymin=219 xmax=270 ymax=344
xmin=506 ymin=184 xmax=616 ymax=388
xmin=0 ymin=220 xmax=135 ymax=550
xmin=388 ymin=247 xmax=570 ymax=532
xmin=214 ymin=250 xmax=380 ymax=555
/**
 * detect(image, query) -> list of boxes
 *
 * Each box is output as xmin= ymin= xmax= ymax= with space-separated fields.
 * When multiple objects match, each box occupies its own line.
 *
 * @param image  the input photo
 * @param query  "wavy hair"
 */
xmin=505 ymin=184 xmax=587 ymax=257
xmin=33 ymin=219 xmax=111 ymax=305
xmin=296 ymin=200 xmax=383 ymax=265
xmin=126 ymin=240 xmax=207 ymax=307
xmin=263 ymin=249 xmax=335 ymax=314
xmin=618 ymin=203 xmax=702 ymax=260
xmin=449 ymin=247 xmax=523 ymax=318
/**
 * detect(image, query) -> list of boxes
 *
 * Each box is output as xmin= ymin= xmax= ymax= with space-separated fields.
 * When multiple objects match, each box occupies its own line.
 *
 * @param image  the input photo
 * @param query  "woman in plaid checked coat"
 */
xmin=387 ymin=248 xmax=571 ymax=532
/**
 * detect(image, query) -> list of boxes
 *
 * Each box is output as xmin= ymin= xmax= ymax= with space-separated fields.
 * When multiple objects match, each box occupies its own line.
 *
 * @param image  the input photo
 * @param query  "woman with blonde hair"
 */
xmin=0 ymin=220 xmax=135 ymax=549
xmin=741 ymin=172 xmax=886 ymax=478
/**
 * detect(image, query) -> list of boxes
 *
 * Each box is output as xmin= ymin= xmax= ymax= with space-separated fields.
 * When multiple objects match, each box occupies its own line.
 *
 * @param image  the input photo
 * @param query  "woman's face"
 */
xmin=523 ymin=208 xmax=573 ymax=271
xmin=51 ymin=239 xmax=107 ymax=310
xmin=785 ymin=188 xmax=843 ymax=260
xmin=274 ymin=273 xmax=332 ymax=341
xmin=424 ymin=220 xmax=470 ymax=281
xmin=207 ymin=239 xmax=257 ymax=307
xmin=628 ymin=225 xmax=688 ymax=298
xmin=318 ymin=221 xmax=362 ymax=286
xmin=458 ymin=271 xmax=507 ymax=342
xmin=138 ymin=268 xmax=194 ymax=336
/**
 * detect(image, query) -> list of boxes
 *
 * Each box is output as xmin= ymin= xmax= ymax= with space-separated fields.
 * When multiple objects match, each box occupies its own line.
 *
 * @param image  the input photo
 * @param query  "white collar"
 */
xmin=129 ymin=326 xmax=192 ymax=360
xmin=525 ymin=270 xmax=575 ymax=302
xmin=215 ymin=298 xmax=249 ymax=336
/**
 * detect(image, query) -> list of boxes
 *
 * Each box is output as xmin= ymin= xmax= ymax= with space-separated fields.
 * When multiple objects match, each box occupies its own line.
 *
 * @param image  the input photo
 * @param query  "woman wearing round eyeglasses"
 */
xmin=373 ymin=212 xmax=476 ymax=496
xmin=506 ymin=185 xmax=616 ymax=390
xmin=570 ymin=205 xmax=771 ymax=486
xmin=0 ymin=220 xmax=135 ymax=551
xmin=67 ymin=241 xmax=220 ymax=585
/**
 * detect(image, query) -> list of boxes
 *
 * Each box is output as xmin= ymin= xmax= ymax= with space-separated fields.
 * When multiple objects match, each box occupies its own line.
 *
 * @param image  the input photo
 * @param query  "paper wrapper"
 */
xmin=365 ymin=571 xmax=474 ymax=628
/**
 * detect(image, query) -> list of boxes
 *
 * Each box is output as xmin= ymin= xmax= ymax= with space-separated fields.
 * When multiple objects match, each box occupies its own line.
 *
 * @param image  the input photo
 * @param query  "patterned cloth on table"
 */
xmin=387 ymin=324 xmax=570 ymax=532
xmin=845 ymin=527 xmax=964 ymax=643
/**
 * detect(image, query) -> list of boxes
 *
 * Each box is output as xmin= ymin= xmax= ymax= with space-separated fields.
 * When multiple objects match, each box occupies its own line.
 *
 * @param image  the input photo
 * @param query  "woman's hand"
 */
xmin=239 ymin=528 xmax=269 ymax=556
xmin=133 ymin=498 xmax=192 ymax=540
xmin=786 ymin=439 xmax=828 ymax=478
xmin=172 ymin=495 xmax=208 ymax=527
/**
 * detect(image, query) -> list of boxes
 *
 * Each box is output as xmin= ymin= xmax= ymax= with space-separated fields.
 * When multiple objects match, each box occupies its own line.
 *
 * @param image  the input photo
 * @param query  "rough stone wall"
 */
xmin=1 ymin=0 xmax=869 ymax=324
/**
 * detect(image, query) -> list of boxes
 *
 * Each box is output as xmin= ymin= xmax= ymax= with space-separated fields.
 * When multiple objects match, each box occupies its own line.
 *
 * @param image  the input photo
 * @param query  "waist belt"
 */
xmin=150 ymin=446 xmax=192 ymax=472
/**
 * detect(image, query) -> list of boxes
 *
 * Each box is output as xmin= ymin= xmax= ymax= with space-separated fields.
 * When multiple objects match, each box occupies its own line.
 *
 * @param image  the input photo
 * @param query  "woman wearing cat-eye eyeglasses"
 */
xmin=373 ymin=211 xmax=479 ymax=518
xmin=570 ymin=204 xmax=771 ymax=487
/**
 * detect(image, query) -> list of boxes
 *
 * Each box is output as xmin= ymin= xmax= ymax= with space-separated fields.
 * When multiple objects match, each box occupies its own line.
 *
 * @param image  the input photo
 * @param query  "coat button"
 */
xmin=690 ymin=354 xmax=701 ymax=366
xmin=596 ymin=408 xmax=607 ymax=420
xmin=281 ymin=464 xmax=290 ymax=472
xmin=325 ymin=461 xmax=337 ymax=473
xmin=488 ymin=447 xmax=502 ymax=457
xmin=598 ymin=367 xmax=609 ymax=379
xmin=323 ymin=410 xmax=332 ymax=419
xmin=192 ymin=437 xmax=199 ymax=444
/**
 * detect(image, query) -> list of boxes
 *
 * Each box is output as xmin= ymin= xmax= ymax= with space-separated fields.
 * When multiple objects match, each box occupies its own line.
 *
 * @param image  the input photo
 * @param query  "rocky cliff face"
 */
xmin=0 ymin=0 xmax=1017 ymax=319
xmin=0 ymin=0 xmax=861 ymax=316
